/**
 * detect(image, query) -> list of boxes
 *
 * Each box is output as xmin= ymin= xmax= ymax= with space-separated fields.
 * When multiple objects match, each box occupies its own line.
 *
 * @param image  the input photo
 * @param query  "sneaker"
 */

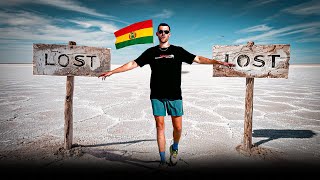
xmin=169 ymin=145 xmax=178 ymax=166
xmin=158 ymin=161 xmax=167 ymax=169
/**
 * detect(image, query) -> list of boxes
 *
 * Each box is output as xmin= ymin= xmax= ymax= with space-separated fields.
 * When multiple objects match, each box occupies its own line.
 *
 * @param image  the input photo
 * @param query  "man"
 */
xmin=98 ymin=23 xmax=234 ymax=167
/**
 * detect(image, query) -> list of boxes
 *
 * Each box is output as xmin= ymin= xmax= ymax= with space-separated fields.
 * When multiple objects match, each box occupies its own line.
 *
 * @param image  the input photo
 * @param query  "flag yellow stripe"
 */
xmin=115 ymin=27 xmax=153 ymax=44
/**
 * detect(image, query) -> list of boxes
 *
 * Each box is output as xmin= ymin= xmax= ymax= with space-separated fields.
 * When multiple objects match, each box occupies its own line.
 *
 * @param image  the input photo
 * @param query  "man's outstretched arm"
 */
xmin=98 ymin=60 xmax=139 ymax=80
xmin=193 ymin=56 xmax=235 ymax=67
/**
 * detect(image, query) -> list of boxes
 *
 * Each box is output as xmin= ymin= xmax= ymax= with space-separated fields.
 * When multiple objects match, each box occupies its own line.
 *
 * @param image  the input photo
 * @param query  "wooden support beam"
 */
xmin=64 ymin=41 xmax=76 ymax=150
xmin=243 ymin=77 xmax=254 ymax=151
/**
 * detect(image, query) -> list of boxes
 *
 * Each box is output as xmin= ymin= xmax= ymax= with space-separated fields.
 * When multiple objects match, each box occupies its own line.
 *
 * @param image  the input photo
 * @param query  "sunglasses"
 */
xmin=158 ymin=30 xmax=170 ymax=34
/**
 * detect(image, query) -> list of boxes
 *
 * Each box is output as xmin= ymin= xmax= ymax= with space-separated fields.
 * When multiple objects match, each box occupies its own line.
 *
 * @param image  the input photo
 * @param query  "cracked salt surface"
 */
xmin=0 ymin=64 xmax=319 ymax=173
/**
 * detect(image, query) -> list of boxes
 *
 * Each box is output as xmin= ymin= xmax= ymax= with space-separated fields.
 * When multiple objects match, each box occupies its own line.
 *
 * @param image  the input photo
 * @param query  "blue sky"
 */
xmin=0 ymin=0 xmax=319 ymax=64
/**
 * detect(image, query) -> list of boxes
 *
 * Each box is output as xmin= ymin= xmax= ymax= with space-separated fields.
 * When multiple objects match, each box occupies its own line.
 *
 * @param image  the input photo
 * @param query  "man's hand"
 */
xmin=221 ymin=62 xmax=235 ymax=68
xmin=98 ymin=71 xmax=113 ymax=80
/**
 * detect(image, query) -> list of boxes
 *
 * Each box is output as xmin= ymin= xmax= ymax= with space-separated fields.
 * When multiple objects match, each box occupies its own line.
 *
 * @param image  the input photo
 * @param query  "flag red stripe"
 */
xmin=114 ymin=19 xmax=153 ymax=37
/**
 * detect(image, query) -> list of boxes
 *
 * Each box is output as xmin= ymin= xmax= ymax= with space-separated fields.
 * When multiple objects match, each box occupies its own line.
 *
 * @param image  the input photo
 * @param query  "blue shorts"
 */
xmin=150 ymin=99 xmax=183 ymax=116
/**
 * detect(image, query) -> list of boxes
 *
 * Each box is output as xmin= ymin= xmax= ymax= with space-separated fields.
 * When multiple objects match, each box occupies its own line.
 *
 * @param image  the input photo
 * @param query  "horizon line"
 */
xmin=1 ymin=62 xmax=320 ymax=66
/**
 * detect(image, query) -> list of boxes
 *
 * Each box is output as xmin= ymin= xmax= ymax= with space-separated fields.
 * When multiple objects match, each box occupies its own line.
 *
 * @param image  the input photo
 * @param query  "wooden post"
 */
xmin=64 ymin=41 xmax=76 ymax=150
xmin=242 ymin=41 xmax=255 ymax=151
xmin=33 ymin=41 xmax=111 ymax=150
xmin=212 ymin=41 xmax=290 ymax=154
xmin=243 ymin=77 xmax=254 ymax=151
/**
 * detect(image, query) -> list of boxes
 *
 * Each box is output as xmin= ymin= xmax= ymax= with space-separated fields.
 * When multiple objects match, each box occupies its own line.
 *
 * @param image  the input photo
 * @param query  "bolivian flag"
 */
xmin=114 ymin=19 xmax=153 ymax=49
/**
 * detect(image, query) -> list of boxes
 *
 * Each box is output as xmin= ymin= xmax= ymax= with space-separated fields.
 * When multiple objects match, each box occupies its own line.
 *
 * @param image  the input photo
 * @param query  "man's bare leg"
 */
xmin=154 ymin=115 xmax=166 ymax=163
xmin=171 ymin=116 xmax=182 ymax=143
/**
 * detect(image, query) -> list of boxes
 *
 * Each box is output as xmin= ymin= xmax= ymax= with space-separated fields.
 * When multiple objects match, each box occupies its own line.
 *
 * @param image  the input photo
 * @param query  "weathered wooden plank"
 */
xmin=212 ymin=43 xmax=290 ymax=78
xmin=33 ymin=43 xmax=111 ymax=76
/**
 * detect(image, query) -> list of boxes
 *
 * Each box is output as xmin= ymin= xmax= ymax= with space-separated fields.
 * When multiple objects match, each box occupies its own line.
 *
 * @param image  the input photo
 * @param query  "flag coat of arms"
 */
xmin=114 ymin=19 xmax=153 ymax=49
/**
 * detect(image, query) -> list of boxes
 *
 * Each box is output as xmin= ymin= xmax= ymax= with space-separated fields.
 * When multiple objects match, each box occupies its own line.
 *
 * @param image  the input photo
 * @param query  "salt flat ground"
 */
xmin=0 ymin=64 xmax=319 ymax=177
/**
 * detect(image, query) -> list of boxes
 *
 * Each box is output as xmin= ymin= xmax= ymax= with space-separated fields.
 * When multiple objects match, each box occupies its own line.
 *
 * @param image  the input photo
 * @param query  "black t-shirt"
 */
xmin=134 ymin=45 xmax=196 ymax=100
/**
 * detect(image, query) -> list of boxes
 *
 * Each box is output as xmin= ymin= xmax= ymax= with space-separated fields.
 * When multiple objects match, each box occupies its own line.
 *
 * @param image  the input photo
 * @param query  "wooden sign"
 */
xmin=212 ymin=43 xmax=290 ymax=78
xmin=33 ymin=43 xmax=111 ymax=76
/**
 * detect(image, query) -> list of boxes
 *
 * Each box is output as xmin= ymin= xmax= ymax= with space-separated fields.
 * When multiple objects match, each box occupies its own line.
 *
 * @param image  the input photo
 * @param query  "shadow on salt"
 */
xmin=253 ymin=129 xmax=317 ymax=146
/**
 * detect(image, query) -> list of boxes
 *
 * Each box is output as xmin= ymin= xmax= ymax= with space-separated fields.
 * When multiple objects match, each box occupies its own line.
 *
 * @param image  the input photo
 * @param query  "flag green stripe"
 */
xmin=115 ymin=36 xmax=153 ymax=49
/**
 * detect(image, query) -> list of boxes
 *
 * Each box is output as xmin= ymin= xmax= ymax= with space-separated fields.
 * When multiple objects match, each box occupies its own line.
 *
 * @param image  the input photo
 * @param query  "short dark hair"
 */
xmin=158 ymin=23 xmax=170 ymax=31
